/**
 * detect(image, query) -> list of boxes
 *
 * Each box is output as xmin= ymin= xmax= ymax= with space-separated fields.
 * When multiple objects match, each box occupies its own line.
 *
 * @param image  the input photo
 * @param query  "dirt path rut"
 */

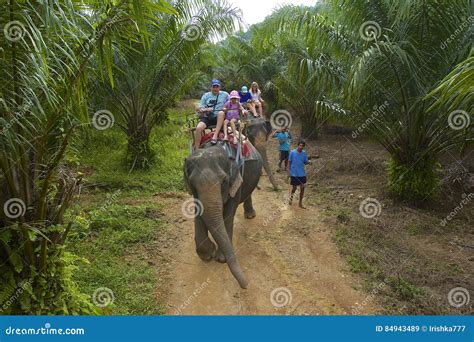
xmin=160 ymin=137 xmax=380 ymax=315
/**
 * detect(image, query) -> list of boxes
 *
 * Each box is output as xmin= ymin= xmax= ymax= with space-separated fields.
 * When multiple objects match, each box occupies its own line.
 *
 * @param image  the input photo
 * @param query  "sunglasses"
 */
xmin=212 ymin=85 xmax=220 ymax=88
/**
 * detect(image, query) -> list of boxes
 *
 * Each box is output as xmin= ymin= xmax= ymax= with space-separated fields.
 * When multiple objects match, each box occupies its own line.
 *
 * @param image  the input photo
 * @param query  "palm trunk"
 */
xmin=127 ymin=125 xmax=153 ymax=170
xmin=301 ymin=112 xmax=319 ymax=139
xmin=387 ymin=155 xmax=439 ymax=202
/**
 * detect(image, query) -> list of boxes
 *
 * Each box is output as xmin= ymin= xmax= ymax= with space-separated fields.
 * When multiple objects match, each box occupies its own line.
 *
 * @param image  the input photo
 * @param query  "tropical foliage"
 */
xmin=209 ymin=0 xmax=473 ymax=201
xmin=95 ymin=0 xmax=242 ymax=169
xmin=0 ymin=0 xmax=472 ymax=315
xmin=0 ymin=0 xmax=169 ymax=314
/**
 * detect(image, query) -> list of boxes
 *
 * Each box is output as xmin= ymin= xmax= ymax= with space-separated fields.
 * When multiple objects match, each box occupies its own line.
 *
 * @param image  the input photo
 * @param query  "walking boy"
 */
xmin=288 ymin=140 xmax=311 ymax=208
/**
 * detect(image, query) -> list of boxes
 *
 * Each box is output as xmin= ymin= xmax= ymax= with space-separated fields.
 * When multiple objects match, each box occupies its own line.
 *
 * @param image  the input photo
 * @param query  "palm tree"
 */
xmin=259 ymin=4 xmax=346 ymax=138
xmin=96 ymin=0 xmax=242 ymax=169
xmin=0 ymin=0 xmax=173 ymax=314
xmin=260 ymin=0 xmax=472 ymax=201
xmin=339 ymin=0 xmax=471 ymax=201
xmin=427 ymin=48 xmax=473 ymax=156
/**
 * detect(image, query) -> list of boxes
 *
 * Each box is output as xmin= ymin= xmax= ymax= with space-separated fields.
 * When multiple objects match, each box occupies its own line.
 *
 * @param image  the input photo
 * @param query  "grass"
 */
xmin=331 ymin=214 xmax=439 ymax=313
xmin=318 ymin=184 xmax=471 ymax=314
xmin=74 ymin=109 xmax=189 ymax=193
xmin=66 ymin=107 xmax=191 ymax=314
xmin=308 ymin=132 xmax=473 ymax=315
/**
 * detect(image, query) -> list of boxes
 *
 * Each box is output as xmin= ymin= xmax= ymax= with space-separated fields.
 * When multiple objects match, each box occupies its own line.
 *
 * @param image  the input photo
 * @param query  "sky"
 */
xmin=230 ymin=0 xmax=319 ymax=27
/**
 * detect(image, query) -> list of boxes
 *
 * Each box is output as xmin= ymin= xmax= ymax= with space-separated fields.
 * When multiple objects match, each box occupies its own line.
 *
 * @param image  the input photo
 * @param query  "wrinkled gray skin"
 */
xmin=245 ymin=118 xmax=279 ymax=190
xmin=184 ymin=145 xmax=263 ymax=289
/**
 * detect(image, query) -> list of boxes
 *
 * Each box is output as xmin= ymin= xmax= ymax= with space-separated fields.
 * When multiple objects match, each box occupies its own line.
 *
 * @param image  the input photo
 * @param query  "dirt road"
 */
xmin=160 ymin=135 xmax=380 ymax=315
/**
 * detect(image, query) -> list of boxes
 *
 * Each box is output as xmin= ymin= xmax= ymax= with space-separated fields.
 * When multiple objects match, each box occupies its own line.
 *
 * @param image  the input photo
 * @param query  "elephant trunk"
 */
xmin=197 ymin=187 xmax=249 ymax=289
xmin=257 ymin=142 xmax=279 ymax=190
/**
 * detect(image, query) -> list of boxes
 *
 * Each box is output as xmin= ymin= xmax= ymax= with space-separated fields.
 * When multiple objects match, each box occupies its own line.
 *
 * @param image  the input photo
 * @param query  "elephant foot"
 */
xmin=196 ymin=240 xmax=216 ymax=261
xmin=244 ymin=210 xmax=256 ymax=219
xmin=215 ymin=248 xmax=226 ymax=263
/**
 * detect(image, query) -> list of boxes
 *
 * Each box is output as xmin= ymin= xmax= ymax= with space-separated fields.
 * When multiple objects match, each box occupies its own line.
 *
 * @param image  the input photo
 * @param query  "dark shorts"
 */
xmin=200 ymin=115 xmax=218 ymax=127
xmin=280 ymin=150 xmax=289 ymax=161
xmin=290 ymin=176 xmax=307 ymax=186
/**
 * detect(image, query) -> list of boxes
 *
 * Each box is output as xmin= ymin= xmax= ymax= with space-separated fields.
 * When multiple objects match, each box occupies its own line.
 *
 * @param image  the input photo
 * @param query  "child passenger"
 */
xmin=223 ymin=90 xmax=248 ymax=144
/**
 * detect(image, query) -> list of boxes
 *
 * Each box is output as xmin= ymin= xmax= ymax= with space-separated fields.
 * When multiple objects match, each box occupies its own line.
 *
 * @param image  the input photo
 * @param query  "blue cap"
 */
xmin=211 ymin=79 xmax=220 ymax=86
xmin=241 ymin=86 xmax=248 ymax=93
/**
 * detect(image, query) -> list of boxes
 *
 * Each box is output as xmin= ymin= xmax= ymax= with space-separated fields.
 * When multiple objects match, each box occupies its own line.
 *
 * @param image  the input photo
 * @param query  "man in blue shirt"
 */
xmin=272 ymin=126 xmax=292 ymax=171
xmin=194 ymin=79 xmax=229 ymax=150
xmin=288 ymin=140 xmax=311 ymax=208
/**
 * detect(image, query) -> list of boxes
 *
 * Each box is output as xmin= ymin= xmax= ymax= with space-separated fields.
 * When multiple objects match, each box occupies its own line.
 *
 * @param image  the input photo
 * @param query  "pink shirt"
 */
xmin=225 ymin=101 xmax=240 ymax=120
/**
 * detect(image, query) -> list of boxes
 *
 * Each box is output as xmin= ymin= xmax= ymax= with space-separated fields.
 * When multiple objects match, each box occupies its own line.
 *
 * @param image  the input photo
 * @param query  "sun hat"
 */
xmin=230 ymin=90 xmax=240 ymax=99
xmin=241 ymin=86 xmax=248 ymax=94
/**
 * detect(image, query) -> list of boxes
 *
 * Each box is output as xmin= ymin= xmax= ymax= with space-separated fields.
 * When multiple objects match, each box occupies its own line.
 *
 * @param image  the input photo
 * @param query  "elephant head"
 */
xmin=184 ymin=146 xmax=248 ymax=289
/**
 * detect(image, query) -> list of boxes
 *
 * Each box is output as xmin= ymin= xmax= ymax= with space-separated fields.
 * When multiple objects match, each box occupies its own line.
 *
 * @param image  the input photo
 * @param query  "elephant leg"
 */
xmin=195 ymin=216 xmax=216 ymax=261
xmin=215 ymin=203 xmax=237 ymax=263
xmin=244 ymin=195 xmax=257 ymax=219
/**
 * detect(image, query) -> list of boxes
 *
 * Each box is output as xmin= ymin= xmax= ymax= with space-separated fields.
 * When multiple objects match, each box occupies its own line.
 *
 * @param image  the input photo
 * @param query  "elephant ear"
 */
xmin=229 ymin=172 xmax=243 ymax=198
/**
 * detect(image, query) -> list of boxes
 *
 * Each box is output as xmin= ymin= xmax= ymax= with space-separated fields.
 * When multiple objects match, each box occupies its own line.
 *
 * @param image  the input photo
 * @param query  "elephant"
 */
xmin=245 ymin=118 xmax=279 ymax=190
xmin=184 ymin=143 xmax=263 ymax=289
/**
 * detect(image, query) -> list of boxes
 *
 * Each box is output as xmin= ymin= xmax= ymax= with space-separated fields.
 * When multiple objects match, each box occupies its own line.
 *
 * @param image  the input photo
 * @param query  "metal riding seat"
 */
xmin=186 ymin=113 xmax=251 ymax=171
